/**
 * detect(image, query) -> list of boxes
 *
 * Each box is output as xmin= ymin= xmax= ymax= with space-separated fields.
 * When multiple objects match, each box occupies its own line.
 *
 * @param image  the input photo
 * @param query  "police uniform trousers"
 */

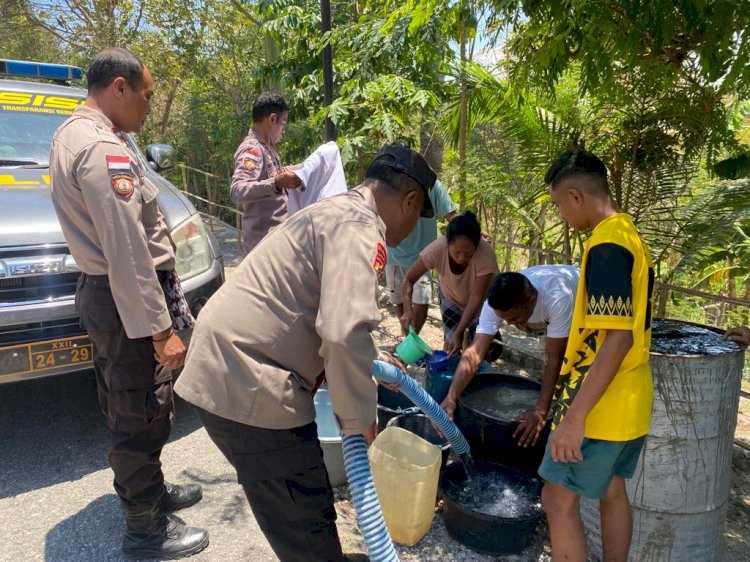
xmin=76 ymin=272 xmax=173 ymax=515
xmin=195 ymin=407 xmax=344 ymax=562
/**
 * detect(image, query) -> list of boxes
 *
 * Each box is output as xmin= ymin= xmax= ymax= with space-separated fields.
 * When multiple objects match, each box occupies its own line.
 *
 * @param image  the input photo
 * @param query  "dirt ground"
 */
xmin=333 ymin=291 xmax=750 ymax=561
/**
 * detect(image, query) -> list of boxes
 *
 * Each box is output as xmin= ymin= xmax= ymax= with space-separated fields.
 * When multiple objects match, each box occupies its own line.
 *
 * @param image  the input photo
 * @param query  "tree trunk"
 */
xmin=502 ymin=214 xmax=512 ymax=270
xmin=726 ymin=260 xmax=737 ymax=320
xmin=420 ymin=125 xmax=444 ymax=174
xmin=656 ymin=286 xmax=670 ymax=318
xmin=623 ymin=114 xmax=643 ymax=212
xmin=457 ymin=17 xmax=468 ymax=210
xmin=530 ymin=203 xmax=547 ymax=265
xmin=321 ymin=0 xmax=336 ymax=141
xmin=357 ymin=150 xmax=364 ymax=184
xmin=263 ymin=30 xmax=281 ymax=92
xmin=159 ymin=79 xmax=181 ymax=136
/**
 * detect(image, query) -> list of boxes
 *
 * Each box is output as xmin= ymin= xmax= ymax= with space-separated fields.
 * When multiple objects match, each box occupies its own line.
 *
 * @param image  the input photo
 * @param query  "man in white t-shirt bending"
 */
xmin=441 ymin=265 xmax=580 ymax=447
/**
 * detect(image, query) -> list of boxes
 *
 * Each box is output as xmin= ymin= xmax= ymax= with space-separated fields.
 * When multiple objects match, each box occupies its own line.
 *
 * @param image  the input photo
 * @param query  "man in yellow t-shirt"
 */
xmin=540 ymin=150 xmax=655 ymax=562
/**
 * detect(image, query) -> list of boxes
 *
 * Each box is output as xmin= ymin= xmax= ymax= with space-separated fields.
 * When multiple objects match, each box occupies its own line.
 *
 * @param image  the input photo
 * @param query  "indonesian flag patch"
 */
xmin=372 ymin=241 xmax=387 ymax=280
xmin=106 ymin=154 xmax=131 ymax=171
xmin=111 ymin=173 xmax=135 ymax=199
xmin=242 ymin=149 xmax=261 ymax=171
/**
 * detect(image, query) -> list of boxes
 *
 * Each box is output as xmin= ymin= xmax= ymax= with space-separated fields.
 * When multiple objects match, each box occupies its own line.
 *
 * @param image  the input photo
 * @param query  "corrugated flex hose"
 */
xmin=340 ymin=361 xmax=473 ymax=561
xmin=371 ymin=360 xmax=471 ymax=455
xmin=341 ymin=434 xmax=399 ymax=562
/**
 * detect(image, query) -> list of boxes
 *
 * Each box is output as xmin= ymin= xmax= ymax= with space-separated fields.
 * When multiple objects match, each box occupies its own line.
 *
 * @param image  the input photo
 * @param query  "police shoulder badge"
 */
xmin=111 ymin=173 xmax=135 ymax=200
xmin=242 ymin=149 xmax=261 ymax=171
xmin=372 ymin=241 xmax=387 ymax=279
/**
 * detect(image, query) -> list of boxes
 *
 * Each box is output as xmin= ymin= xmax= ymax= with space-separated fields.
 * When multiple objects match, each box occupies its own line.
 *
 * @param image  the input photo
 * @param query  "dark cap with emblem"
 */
xmin=371 ymin=143 xmax=436 ymax=218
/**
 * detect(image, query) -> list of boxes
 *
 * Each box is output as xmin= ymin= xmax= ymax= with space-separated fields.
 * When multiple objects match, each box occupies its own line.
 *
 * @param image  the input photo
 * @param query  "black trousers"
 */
xmin=77 ymin=274 xmax=173 ymax=515
xmin=196 ymin=407 xmax=344 ymax=562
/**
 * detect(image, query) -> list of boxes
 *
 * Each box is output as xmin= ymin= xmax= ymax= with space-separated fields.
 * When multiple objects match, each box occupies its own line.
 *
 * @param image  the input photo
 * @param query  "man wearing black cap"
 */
xmin=174 ymin=143 xmax=435 ymax=561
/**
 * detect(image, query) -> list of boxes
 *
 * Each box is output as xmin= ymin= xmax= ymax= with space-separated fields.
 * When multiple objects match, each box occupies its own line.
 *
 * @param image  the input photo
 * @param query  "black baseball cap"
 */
xmin=371 ymin=143 xmax=436 ymax=217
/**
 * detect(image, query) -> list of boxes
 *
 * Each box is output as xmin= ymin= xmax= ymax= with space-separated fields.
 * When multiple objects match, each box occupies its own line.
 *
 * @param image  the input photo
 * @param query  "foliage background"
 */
xmin=4 ymin=0 xmax=750 ymax=328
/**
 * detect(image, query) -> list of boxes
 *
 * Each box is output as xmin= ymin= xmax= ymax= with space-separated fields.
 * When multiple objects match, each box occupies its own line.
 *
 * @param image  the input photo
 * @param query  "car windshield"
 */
xmin=0 ymin=91 xmax=84 ymax=167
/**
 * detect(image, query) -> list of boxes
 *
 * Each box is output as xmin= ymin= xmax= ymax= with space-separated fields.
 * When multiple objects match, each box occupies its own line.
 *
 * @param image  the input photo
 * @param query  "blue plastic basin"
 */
xmin=314 ymin=388 xmax=347 ymax=486
xmin=424 ymin=350 xmax=450 ymax=371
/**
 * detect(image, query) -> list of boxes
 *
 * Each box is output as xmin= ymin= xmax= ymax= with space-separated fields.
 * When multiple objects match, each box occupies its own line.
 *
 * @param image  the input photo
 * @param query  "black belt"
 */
xmin=81 ymin=270 xmax=169 ymax=287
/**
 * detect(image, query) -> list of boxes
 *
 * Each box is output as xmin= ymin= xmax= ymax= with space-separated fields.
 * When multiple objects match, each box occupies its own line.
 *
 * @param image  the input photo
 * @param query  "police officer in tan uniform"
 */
xmin=175 ymin=143 xmax=436 ymax=562
xmin=230 ymin=92 xmax=301 ymax=254
xmin=49 ymin=48 xmax=208 ymax=560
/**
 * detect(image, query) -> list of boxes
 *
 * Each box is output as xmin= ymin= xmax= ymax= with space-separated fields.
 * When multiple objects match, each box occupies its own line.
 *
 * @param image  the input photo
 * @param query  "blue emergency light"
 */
xmin=0 ymin=59 xmax=83 ymax=82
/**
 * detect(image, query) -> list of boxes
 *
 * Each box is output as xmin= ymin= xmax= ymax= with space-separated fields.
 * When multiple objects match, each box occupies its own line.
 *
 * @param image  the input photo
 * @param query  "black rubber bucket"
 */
xmin=386 ymin=412 xmax=451 ymax=469
xmin=439 ymin=460 xmax=544 ymax=555
xmin=377 ymin=385 xmax=418 ymax=432
xmin=455 ymin=373 xmax=550 ymax=477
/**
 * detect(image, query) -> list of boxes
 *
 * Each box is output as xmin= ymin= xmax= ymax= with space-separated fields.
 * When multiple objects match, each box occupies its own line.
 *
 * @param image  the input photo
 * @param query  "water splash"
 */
xmin=453 ymin=452 xmax=474 ymax=483
xmin=445 ymin=468 xmax=542 ymax=518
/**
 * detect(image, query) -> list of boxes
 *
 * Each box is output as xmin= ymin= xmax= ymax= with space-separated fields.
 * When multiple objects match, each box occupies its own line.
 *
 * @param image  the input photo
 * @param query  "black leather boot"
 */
xmin=160 ymin=482 xmax=203 ymax=512
xmin=122 ymin=510 xmax=209 ymax=560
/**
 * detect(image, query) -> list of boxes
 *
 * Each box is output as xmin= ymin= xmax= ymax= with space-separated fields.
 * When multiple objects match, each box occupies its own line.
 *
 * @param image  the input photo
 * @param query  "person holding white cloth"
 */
xmin=287 ymin=141 xmax=347 ymax=215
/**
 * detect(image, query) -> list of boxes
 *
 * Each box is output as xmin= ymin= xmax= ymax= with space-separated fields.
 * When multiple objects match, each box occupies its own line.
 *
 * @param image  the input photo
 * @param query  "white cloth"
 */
xmin=477 ymin=265 xmax=580 ymax=338
xmin=287 ymin=141 xmax=347 ymax=215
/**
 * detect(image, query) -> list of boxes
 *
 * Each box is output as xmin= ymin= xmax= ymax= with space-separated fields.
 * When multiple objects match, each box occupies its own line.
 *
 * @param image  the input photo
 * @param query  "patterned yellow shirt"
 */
xmin=551 ymin=213 xmax=655 ymax=441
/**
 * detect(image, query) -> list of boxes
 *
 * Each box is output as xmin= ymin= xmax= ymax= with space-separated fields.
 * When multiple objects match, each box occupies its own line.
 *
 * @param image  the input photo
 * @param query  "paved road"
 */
xmin=0 ymin=370 xmax=279 ymax=562
xmin=201 ymin=213 xmax=244 ymax=275
xmin=0 ymin=218 xmax=287 ymax=562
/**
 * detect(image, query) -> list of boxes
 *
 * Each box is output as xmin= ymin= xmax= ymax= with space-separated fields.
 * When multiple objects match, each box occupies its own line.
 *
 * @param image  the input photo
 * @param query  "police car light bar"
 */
xmin=0 ymin=60 xmax=83 ymax=82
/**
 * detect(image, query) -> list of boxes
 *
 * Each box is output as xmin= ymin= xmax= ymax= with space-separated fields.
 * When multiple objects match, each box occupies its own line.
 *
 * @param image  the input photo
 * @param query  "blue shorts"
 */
xmin=538 ymin=434 xmax=645 ymax=499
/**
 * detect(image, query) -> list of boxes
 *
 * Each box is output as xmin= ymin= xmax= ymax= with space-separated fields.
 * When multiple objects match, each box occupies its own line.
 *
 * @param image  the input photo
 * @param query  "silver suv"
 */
xmin=0 ymin=60 xmax=224 ymax=384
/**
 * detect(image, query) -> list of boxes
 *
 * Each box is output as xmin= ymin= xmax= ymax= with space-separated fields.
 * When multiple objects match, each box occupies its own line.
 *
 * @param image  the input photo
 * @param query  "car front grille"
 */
xmin=0 ymin=272 xmax=80 ymax=304
xmin=0 ymin=317 xmax=85 ymax=347
xmin=0 ymin=245 xmax=80 ymax=305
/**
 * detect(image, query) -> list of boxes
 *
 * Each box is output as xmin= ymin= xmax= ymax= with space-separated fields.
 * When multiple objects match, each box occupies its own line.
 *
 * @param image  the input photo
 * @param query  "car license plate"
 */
xmin=0 ymin=335 xmax=93 ymax=378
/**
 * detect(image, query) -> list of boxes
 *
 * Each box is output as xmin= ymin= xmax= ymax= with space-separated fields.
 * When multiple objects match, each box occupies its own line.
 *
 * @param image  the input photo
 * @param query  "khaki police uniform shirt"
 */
xmin=50 ymin=105 xmax=175 ymax=339
xmin=230 ymin=129 xmax=289 ymax=254
xmin=175 ymin=187 xmax=387 ymax=435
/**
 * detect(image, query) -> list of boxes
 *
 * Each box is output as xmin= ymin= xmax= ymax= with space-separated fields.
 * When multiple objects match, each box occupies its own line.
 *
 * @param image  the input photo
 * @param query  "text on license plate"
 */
xmin=0 ymin=335 xmax=93 ymax=378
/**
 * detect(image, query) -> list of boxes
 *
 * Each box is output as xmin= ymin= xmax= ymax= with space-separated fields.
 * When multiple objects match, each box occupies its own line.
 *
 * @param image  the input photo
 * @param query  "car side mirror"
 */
xmin=146 ymin=144 xmax=176 ymax=173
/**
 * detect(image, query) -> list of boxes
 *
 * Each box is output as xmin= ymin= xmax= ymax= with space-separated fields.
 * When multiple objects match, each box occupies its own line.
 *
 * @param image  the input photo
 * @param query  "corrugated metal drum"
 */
xmin=581 ymin=320 xmax=744 ymax=561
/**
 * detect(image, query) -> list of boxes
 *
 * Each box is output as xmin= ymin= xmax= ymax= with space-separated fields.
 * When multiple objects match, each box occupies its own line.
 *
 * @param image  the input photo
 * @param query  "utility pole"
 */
xmin=321 ymin=0 xmax=336 ymax=142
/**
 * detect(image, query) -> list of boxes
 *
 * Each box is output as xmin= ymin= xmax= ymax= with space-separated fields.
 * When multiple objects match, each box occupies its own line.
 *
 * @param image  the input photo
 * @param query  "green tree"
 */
xmin=1 ymin=0 xmax=67 ymax=63
xmin=255 ymin=0 xmax=456 ymax=173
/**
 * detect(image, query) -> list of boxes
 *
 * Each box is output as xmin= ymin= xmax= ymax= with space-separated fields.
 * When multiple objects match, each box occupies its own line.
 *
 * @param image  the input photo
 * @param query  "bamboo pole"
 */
xmin=179 ymin=163 xmax=222 ymax=179
xmin=180 ymin=165 xmax=189 ymax=194
xmin=236 ymin=204 xmax=243 ymax=255
xmin=179 ymin=191 xmax=241 ymax=216
xmin=204 ymin=175 xmax=214 ymax=232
